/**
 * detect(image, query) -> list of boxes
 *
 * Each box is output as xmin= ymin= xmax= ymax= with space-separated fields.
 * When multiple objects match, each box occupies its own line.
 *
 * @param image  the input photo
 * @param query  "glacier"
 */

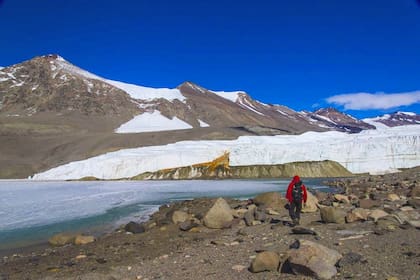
xmin=32 ymin=125 xmax=420 ymax=180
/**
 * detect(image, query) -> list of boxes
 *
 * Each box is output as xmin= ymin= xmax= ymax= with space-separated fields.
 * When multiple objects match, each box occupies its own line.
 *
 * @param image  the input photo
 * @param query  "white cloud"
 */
xmin=326 ymin=91 xmax=420 ymax=110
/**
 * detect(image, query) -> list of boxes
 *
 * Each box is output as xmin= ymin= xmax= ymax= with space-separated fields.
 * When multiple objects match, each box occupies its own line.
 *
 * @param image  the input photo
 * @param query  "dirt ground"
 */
xmin=1 ymin=168 xmax=420 ymax=279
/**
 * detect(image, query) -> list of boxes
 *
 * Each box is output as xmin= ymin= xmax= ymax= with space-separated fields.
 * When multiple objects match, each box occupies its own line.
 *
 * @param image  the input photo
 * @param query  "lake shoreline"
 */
xmin=0 ymin=167 xmax=419 ymax=279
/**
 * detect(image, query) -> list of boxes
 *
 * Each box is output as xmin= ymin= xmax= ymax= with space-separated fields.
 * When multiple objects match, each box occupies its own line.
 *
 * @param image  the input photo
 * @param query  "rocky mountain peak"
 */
xmin=40 ymin=54 xmax=65 ymax=61
xmin=306 ymin=107 xmax=375 ymax=133
xmin=0 ymin=54 xmax=139 ymax=116
xmin=365 ymin=111 xmax=420 ymax=127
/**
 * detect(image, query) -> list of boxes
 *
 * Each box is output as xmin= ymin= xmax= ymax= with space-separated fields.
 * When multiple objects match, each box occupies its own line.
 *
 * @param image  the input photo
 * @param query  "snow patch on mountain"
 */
xmin=50 ymin=56 xmax=185 ymax=102
xmin=237 ymin=97 xmax=265 ymax=116
xmin=53 ymin=57 xmax=103 ymax=81
xmin=105 ymin=80 xmax=185 ymax=102
xmin=362 ymin=118 xmax=390 ymax=130
xmin=198 ymin=119 xmax=210 ymax=127
xmin=115 ymin=110 xmax=192 ymax=133
xmin=210 ymin=90 xmax=243 ymax=103
xmin=32 ymin=125 xmax=420 ymax=180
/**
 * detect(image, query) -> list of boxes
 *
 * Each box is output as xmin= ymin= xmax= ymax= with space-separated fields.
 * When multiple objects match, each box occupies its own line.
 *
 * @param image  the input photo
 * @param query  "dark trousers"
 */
xmin=289 ymin=201 xmax=302 ymax=220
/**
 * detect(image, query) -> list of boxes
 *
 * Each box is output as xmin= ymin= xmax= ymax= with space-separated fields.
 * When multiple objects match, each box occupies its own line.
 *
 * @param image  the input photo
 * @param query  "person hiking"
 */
xmin=285 ymin=175 xmax=308 ymax=225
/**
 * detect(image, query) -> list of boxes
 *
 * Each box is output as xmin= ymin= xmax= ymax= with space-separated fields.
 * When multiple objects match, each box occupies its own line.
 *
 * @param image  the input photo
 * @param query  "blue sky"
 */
xmin=0 ymin=0 xmax=419 ymax=118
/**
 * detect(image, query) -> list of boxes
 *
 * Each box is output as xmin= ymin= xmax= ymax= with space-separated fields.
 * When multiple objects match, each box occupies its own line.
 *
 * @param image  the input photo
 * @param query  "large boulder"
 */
xmin=48 ymin=233 xmax=77 ymax=246
xmin=249 ymin=251 xmax=280 ymax=273
xmin=203 ymin=198 xmax=234 ymax=229
xmin=302 ymin=191 xmax=319 ymax=213
xmin=253 ymin=192 xmax=287 ymax=211
xmin=320 ymin=206 xmax=347 ymax=224
xmin=288 ymin=239 xmax=342 ymax=280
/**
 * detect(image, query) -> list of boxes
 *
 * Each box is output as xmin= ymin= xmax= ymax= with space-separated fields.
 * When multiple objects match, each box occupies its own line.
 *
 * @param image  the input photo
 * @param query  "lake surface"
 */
xmin=0 ymin=179 xmax=332 ymax=251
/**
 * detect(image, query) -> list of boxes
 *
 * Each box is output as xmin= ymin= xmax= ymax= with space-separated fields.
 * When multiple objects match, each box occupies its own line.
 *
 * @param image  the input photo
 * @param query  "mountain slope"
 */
xmin=363 ymin=112 xmax=420 ymax=128
xmin=0 ymin=54 xmax=419 ymax=179
xmin=0 ymin=54 xmax=379 ymax=134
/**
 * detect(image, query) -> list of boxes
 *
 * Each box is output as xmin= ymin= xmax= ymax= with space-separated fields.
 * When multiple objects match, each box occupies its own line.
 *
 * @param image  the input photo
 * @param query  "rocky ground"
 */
xmin=1 ymin=167 xmax=420 ymax=280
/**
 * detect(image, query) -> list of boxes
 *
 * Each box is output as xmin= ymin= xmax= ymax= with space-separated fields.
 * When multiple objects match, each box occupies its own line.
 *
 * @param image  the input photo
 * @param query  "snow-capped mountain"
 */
xmin=1 ymin=54 xmax=379 ymax=135
xmin=303 ymin=107 xmax=375 ymax=133
xmin=0 ymin=54 xmax=419 ymax=179
xmin=363 ymin=112 xmax=420 ymax=129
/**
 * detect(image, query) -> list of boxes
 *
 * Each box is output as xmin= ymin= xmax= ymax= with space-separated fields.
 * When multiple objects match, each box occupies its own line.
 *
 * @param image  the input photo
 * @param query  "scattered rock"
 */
xmin=409 ymin=185 xmax=420 ymax=198
xmin=291 ymin=226 xmax=318 ymax=235
xmin=96 ymin=258 xmax=107 ymax=264
xmin=359 ymin=199 xmax=381 ymax=209
xmin=75 ymin=254 xmax=87 ymax=260
xmin=368 ymin=209 xmax=389 ymax=222
xmin=232 ymin=264 xmax=247 ymax=272
xmin=249 ymin=251 xmax=280 ymax=273
xmin=334 ymin=194 xmax=350 ymax=204
xmin=287 ymin=239 xmax=342 ymax=280
xmin=346 ymin=208 xmax=370 ymax=223
xmin=232 ymin=208 xmax=248 ymax=218
xmin=266 ymin=208 xmax=280 ymax=215
xmin=172 ymin=210 xmax=190 ymax=224
xmin=407 ymin=198 xmax=420 ymax=209
xmin=124 ymin=221 xmax=146 ymax=234
xmin=337 ymin=252 xmax=364 ymax=267
xmin=48 ymin=233 xmax=77 ymax=246
xmin=375 ymin=217 xmax=399 ymax=232
xmin=179 ymin=220 xmax=199 ymax=231
xmin=387 ymin=193 xmax=400 ymax=201
xmin=394 ymin=210 xmax=420 ymax=228
xmin=203 ymin=198 xmax=234 ymax=229
xmin=74 ymin=235 xmax=95 ymax=245
xmin=254 ymin=210 xmax=267 ymax=222
xmin=244 ymin=209 xmax=255 ymax=226
xmin=320 ymin=206 xmax=347 ymax=224
xmin=302 ymin=191 xmax=319 ymax=213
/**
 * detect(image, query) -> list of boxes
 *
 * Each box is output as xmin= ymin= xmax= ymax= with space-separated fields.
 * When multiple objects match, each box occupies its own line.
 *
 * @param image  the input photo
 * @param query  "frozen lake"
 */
xmin=0 ymin=179 xmax=332 ymax=250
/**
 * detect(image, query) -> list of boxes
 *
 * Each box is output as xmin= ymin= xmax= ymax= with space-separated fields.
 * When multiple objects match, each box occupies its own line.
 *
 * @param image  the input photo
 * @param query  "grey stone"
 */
xmin=320 ymin=206 xmax=347 ymax=224
xmin=288 ymin=239 xmax=342 ymax=280
xmin=249 ymin=251 xmax=280 ymax=273
xmin=203 ymin=198 xmax=234 ymax=229
xmin=244 ymin=209 xmax=255 ymax=226
xmin=291 ymin=227 xmax=318 ymax=235
xmin=124 ymin=221 xmax=145 ymax=234
xmin=337 ymin=252 xmax=364 ymax=267
xmin=253 ymin=192 xmax=287 ymax=211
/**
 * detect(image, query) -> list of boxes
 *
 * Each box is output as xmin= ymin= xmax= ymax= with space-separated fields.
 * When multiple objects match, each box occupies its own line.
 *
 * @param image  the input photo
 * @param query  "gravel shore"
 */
xmin=1 ymin=167 xmax=419 ymax=280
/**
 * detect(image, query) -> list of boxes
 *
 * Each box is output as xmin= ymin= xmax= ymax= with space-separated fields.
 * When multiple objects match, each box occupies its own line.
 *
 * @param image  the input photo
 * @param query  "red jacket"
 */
xmin=286 ymin=175 xmax=308 ymax=203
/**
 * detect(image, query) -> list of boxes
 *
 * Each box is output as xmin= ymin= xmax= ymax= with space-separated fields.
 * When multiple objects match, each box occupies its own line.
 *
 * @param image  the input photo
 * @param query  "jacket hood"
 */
xmin=293 ymin=175 xmax=300 ymax=182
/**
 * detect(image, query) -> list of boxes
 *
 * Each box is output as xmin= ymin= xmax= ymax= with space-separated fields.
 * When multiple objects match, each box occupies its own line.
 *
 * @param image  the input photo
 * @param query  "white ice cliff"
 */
xmin=32 ymin=125 xmax=420 ymax=180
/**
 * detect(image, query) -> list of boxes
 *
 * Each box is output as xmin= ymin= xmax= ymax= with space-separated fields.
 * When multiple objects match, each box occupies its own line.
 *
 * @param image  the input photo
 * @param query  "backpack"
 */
xmin=292 ymin=181 xmax=303 ymax=202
